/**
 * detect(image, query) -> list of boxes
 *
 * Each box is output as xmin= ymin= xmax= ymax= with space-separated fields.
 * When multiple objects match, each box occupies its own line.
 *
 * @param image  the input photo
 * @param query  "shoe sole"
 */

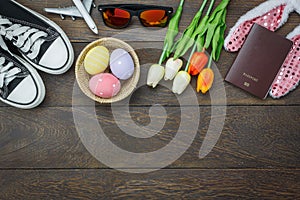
xmin=10 ymin=0 xmax=74 ymax=75
xmin=0 ymin=55 xmax=46 ymax=109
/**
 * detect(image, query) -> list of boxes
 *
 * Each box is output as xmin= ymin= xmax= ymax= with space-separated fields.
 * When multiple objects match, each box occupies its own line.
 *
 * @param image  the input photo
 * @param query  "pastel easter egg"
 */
xmin=110 ymin=48 xmax=134 ymax=80
xmin=84 ymin=46 xmax=109 ymax=75
xmin=89 ymin=73 xmax=121 ymax=98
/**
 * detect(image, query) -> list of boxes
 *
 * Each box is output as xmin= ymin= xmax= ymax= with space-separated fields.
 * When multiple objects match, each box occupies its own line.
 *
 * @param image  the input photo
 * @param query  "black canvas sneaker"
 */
xmin=0 ymin=40 xmax=45 ymax=109
xmin=0 ymin=0 xmax=74 ymax=75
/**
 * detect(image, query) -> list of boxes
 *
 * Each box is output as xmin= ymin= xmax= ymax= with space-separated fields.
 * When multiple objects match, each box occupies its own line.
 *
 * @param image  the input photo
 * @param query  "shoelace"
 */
xmin=0 ymin=56 xmax=21 ymax=89
xmin=0 ymin=36 xmax=21 ymax=90
xmin=0 ymin=15 xmax=48 ymax=60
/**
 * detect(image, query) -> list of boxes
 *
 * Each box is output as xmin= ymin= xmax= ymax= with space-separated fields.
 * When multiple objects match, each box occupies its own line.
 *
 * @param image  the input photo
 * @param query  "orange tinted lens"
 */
xmin=103 ymin=8 xmax=130 ymax=28
xmin=140 ymin=10 xmax=168 ymax=27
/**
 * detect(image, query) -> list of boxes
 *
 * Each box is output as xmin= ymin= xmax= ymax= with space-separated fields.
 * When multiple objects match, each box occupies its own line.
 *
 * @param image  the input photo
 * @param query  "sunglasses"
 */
xmin=98 ymin=4 xmax=173 ymax=29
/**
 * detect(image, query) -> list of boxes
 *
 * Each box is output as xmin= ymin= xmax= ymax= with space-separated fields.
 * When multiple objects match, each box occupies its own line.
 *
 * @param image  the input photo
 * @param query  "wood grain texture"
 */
xmin=0 ymin=41 xmax=299 ymax=107
xmin=0 ymin=0 xmax=299 ymax=198
xmin=15 ymin=0 xmax=300 ymax=43
xmin=0 ymin=169 xmax=299 ymax=199
xmin=0 ymin=1 xmax=298 ymax=107
xmin=0 ymin=106 xmax=299 ymax=169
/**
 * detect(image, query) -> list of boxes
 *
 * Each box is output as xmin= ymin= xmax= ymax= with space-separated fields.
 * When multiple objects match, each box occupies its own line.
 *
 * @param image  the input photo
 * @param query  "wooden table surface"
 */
xmin=1 ymin=0 xmax=299 ymax=199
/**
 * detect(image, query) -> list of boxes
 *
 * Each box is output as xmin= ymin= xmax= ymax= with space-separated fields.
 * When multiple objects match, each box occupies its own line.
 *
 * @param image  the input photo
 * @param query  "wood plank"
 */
xmin=15 ymin=0 xmax=299 ymax=42
xmin=17 ymin=0 xmax=222 ymax=42
xmin=0 ymin=169 xmax=299 ymax=199
xmin=1 ymin=1 xmax=299 ymax=199
xmin=0 ymin=106 xmax=299 ymax=169
xmin=0 ymin=41 xmax=299 ymax=108
xmin=1 ymin=0 xmax=299 ymax=107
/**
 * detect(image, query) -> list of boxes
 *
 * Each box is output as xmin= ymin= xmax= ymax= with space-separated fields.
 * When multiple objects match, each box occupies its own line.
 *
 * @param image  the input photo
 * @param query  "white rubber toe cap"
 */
xmin=7 ymin=76 xmax=38 ymax=105
xmin=39 ymin=37 xmax=68 ymax=70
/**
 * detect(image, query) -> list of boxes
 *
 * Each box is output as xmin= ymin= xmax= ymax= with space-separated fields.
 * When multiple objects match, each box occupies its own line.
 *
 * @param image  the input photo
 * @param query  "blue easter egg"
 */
xmin=110 ymin=48 xmax=134 ymax=80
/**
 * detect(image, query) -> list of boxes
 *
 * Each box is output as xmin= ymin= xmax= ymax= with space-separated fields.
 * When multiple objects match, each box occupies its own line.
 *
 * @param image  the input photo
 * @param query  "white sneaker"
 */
xmin=0 ymin=0 xmax=74 ymax=75
xmin=0 ymin=47 xmax=45 ymax=109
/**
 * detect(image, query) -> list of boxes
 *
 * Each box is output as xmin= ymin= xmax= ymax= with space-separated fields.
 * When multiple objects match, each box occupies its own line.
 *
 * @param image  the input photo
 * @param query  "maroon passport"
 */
xmin=225 ymin=24 xmax=293 ymax=99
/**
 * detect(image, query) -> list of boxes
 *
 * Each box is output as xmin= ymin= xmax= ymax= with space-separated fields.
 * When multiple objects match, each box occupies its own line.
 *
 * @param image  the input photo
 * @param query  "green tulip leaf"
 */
xmin=216 ymin=23 xmax=227 ymax=61
xmin=159 ymin=0 xmax=185 ymax=64
xmin=173 ymin=0 xmax=209 ymax=59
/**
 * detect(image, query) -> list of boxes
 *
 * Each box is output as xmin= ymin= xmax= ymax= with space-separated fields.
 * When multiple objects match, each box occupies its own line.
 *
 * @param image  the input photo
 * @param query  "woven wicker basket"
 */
xmin=75 ymin=37 xmax=140 ymax=103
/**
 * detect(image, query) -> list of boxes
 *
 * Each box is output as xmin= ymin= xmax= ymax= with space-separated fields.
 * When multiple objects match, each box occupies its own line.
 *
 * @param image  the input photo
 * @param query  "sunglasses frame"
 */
xmin=98 ymin=4 xmax=173 ymax=29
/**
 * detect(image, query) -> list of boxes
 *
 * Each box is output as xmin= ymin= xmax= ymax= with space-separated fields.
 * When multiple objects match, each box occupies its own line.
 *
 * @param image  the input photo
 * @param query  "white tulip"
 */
xmin=172 ymin=71 xmax=191 ymax=95
xmin=147 ymin=64 xmax=165 ymax=88
xmin=164 ymin=57 xmax=183 ymax=81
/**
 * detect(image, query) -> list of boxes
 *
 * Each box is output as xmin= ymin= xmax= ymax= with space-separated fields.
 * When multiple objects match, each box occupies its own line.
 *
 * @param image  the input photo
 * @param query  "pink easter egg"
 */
xmin=89 ymin=73 xmax=121 ymax=98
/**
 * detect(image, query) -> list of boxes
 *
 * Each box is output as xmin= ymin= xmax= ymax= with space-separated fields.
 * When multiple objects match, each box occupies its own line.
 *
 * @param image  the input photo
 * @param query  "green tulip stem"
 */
xmin=184 ymin=43 xmax=197 ymax=72
xmin=207 ymin=54 xmax=213 ymax=69
xmin=206 ymin=0 xmax=215 ymax=16
xmin=179 ymin=0 xmax=185 ymax=7
xmin=159 ymin=43 xmax=168 ymax=65
xmin=200 ymin=0 xmax=209 ymax=12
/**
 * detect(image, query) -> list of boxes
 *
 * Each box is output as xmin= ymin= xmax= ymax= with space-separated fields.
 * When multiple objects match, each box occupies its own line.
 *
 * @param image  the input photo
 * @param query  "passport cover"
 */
xmin=225 ymin=23 xmax=293 ymax=99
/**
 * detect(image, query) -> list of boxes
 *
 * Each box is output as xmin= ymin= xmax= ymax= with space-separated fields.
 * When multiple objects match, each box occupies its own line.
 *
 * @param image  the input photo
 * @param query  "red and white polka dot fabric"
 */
xmin=224 ymin=0 xmax=300 ymax=98
xmin=226 ymin=5 xmax=285 ymax=52
xmin=270 ymin=34 xmax=300 ymax=98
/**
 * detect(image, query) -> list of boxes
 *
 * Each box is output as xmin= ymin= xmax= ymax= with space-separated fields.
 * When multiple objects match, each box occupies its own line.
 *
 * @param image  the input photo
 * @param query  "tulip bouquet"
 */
xmin=186 ymin=0 xmax=230 ymax=94
xmin=147 ymin=0 xmax=230 ymax=95
xmin=147 ymin=0 xmax=185 ymax=88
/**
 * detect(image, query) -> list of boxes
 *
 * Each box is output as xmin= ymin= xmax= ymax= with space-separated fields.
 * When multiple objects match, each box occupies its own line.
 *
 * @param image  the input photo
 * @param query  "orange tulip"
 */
xmin=188 ymin=52 xmax=208 ymax=76
xmin=197 ymin=68 xmax=214 ymax=94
